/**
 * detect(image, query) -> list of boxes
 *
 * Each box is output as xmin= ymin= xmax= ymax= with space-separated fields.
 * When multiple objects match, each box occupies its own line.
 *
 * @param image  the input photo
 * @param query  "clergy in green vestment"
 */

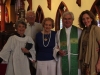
xmin=53 ymin=11 xmax=82 ymax=75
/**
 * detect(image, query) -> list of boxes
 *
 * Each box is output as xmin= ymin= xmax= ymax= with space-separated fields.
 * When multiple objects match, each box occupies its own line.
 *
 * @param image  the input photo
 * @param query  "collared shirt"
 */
xmin=25 ymin=22 xmax=43 ymax=41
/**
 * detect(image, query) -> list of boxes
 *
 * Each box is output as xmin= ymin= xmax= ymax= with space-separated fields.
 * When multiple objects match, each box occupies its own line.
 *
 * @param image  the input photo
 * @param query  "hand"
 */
xmin=58 ymin=50 xmax=67 ymax=56
xmin=21 ymin=48 xmax=29 ymax=53
xmin=96 ymin=62 xmax=100 ymax=73
xmin=31 ymin=60 xmax=36 ymax=63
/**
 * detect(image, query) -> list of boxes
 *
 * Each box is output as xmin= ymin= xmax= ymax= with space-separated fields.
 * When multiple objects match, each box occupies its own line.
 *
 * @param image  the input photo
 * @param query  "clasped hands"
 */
xmin=58 ymin=50 xmax=67 ymax=56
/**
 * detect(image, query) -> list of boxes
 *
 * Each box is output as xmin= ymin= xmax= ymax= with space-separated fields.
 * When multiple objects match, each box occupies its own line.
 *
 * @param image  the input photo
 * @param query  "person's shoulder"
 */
xmin=34 ymin=22 xmax=42 ymax=29
xmin=34 ymin=22 xmax=41 ymax=25
xmin=56 ymin=29 xmax=61 ymax=33
xmin=54 ymin=30 xmax=61 ymax=35
xmin=8 ymin=35 xmax=18 ymax=41
xmin=36 ymin=31 xmax=42 ymax=36
xmin=72 ymin=25 xmax=79 ymax=28
xmin=9 ymin=35 xmax=16 ymax=39
xmin=77 ymin=27 xmax=82 ymax=31
xmin=51 ymin=30 xmax=56 ymax=33
xmin=35 ymin=31 xmax=42 ymax=39
xmin=93 ymin=25 xmax=99 ymax=28
xmin=51 ymin=30 xmax=57 ymax=35
xmin=72 ymin=25 xmax=82 ymax=30
xmin=25 ymin=35 xmax=33 ymax=40
xmin=93 ymin=25 xmax=100 ymax=31
xmin=25 ymin=35 xmax=31 ymax=38
xmin=9 ymin=35 xmax=18 ymax=38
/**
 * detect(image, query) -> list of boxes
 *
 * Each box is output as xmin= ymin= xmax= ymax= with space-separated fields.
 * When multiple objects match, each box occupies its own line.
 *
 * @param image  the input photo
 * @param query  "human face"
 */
xmin=43 ymin=20 xmax=52 ymax=33
xmin=26 ymin=12 xmax=35 ymax=25
xmin=62 ymin=14 xmax=73 ymax=28
xmin=82 ymin=14 xmax=92 ymax=27
xmin=17 ymin=24 xmax=26 ymax=36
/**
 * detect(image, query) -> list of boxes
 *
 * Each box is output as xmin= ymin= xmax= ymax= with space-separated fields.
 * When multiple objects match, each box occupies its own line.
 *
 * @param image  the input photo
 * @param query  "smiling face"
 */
xmin=82 ymin=13 xmax=93 ymax=27
xmin=43 ymin=20 xmax=52 ymax=33
xmin=62 ymin=14 xmax=74 ymax=28
xmin=17 ymin=24 xmax=26 ymax=36
xmin=26 ymin=12 xmax=35 ymax=25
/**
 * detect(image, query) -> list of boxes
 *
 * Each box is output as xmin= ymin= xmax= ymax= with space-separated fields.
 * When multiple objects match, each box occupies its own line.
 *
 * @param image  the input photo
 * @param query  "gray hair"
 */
xmin=25 ymin=10 xmax=36 ymax=18
xmin=15 ymin=20 xmax=27 ymax=29
xmin=62 ymin=11 xmax=74 ymax=20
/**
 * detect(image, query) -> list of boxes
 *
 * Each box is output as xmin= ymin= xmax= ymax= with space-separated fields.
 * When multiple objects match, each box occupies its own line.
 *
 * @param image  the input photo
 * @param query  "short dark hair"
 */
xmin=78 ymin=10 xmax=97 ymax=28
xmin=15 ymin=20 xmax=27 ymax=29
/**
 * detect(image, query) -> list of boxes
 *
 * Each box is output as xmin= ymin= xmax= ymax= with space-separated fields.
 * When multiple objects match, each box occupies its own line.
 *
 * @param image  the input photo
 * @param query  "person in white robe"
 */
xmin=0 ymin=20 xmax=36 ymax=75
xmin=53 ymin=11 xmax=82 ymax=75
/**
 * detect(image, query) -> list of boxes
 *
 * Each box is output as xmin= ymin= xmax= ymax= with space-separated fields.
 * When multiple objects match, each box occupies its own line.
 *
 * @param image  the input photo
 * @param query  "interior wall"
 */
xmin=25 ymin=0 xmax=95 ymax=30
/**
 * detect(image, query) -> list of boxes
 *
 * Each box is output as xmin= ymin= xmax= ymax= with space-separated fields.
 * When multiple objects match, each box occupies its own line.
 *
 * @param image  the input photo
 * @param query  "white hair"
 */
xmin=62 ymin=11 xmax=74 ymax=20
xmin=25 ymin=10 xmax=36 ymax=18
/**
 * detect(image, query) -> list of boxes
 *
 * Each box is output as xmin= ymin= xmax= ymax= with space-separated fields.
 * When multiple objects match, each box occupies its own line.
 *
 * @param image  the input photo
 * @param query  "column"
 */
xmin=1 ymin=3 xmax=5 ymax=31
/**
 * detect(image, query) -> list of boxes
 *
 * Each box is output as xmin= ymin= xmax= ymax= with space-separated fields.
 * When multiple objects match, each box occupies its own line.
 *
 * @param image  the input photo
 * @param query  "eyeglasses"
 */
xmin=27 ymin=16 xmax=35 ymax=18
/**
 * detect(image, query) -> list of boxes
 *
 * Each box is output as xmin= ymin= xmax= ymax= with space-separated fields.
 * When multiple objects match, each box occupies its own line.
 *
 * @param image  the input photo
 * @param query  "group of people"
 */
xmin=0 ymin=9 xmax=100 ymax=75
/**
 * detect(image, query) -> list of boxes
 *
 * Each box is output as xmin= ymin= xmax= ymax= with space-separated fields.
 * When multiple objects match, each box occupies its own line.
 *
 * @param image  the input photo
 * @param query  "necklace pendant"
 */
xmin=44 ymin=38 xmax=48 ymax=41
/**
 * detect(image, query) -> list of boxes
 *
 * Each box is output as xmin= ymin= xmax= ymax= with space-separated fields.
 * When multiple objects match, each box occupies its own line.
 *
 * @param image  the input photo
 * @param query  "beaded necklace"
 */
xmin=43 ymin=31 xmax=51 ymax=47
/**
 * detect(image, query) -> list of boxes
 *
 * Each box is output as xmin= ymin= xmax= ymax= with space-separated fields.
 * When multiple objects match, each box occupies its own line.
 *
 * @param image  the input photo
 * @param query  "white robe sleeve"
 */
xmin=53 ymin=30 xmax=62 ymax=75
xmin=53 ymin=46 xmax=59 ymax=61
xmin=0 ymin=36 xmax=14 ymax=62
xmin=53 ymin=31 xmax=60 ymax=61
xmin=78 ymin=28 xmax=82 ymax=39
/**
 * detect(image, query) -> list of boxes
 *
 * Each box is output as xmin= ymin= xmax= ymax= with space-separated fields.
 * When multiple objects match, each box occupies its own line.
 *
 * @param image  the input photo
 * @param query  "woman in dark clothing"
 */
xmin=35 ymin=17 xmax=56 ymax=75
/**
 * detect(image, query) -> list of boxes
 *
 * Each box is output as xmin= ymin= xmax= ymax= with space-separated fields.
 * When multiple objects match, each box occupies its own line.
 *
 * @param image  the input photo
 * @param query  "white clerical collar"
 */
xmin=65 ymin=25 xmax=72 ymax=32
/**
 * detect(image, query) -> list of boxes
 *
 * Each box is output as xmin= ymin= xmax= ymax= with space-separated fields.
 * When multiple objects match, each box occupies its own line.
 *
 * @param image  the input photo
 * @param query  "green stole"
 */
xmin=60 ymin=26 xmax=78 ymax=75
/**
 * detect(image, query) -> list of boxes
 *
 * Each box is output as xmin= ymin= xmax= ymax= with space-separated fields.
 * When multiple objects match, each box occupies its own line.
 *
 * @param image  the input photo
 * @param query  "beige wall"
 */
xmin=25 ymin=0 xmax=95 ymax=29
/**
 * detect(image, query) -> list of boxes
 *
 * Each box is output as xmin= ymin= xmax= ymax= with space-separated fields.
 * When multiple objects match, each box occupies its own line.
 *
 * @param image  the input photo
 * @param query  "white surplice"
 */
xmin=53 ymin=26 xmax=82 ymax=75
xmin=0 ymin=35 xmax=36 ymax=75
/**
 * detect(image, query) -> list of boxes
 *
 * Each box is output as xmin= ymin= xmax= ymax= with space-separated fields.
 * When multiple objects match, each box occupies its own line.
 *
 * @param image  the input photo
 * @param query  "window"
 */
xmin=96 ymin=14 xmax=100 ymax=27
xmin=60 ymin=18 xmax=63 ymax=29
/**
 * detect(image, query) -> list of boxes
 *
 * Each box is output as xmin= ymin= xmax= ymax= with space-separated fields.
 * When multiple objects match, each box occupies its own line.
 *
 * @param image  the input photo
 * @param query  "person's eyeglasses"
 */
xmin=27 ymin=16 xmax=35 ymax=18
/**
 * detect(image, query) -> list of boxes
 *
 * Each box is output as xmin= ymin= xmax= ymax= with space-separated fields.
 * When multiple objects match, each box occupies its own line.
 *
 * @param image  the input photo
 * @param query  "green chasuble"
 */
xmin=60 ymin=25 xmax=78 ymax=75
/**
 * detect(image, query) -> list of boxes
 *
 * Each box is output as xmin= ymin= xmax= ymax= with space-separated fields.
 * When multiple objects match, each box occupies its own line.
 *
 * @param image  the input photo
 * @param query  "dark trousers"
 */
xmin=29 ymin=59 xmax=36 ymax=75
xmin=97 ymin=72 xmax=100 ymax=75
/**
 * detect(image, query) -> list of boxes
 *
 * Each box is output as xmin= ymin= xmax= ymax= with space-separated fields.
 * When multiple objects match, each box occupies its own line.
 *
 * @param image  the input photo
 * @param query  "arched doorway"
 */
xmin=55 ymin=1 xmax=68 ymax=31
xmin=27 ymin=0 xmax=32 ymax=10
xmin=91 ymin=0 xmax=100 ymax=17
xmin=35 ymin=5 xmax=44 ymax=23
xmin=91 ymin=0 xmax=100 ymax=26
